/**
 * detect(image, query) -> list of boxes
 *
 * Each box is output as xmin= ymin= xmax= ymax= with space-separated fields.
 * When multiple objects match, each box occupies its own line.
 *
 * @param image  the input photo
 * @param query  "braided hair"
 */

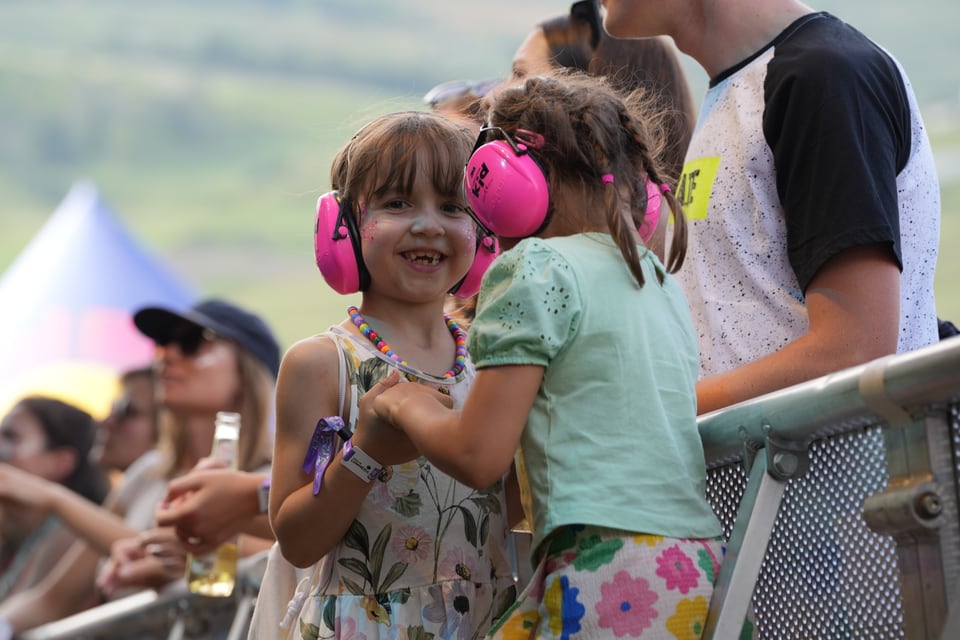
xmin=486 ymin=72 xmax=688 ymax=287
xmin=538 ymin=0 xmax=695 ymax=183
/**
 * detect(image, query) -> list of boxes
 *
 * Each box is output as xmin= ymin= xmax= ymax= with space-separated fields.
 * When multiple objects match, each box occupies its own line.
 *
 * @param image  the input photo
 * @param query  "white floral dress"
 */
xmin=293 ymin=326 xmax=516 ymax=640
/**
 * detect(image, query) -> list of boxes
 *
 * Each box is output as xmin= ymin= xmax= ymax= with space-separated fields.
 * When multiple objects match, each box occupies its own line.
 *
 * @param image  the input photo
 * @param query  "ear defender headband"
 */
xmin=451 ymin=228 xmax=499 ymax=298
xmin=314 ymin=191 xmax=499 ymax=298
xmin=465 ymin=126 xmax=550 ymax=238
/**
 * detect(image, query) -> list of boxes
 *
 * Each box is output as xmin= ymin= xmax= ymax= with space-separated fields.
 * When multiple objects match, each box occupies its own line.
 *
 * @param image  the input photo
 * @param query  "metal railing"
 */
xmin=21 ymin=554 xmax=268 ymax=640
xmin=22 ymin=338 xmax=960 ymax=639
xmin=700 ymin=337 xmax=960 ymax=639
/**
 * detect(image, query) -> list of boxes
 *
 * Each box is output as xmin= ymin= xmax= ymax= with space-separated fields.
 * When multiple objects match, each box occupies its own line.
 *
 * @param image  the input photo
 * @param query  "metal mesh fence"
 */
xmin=706 ymin=426 xmax=913 ymax=639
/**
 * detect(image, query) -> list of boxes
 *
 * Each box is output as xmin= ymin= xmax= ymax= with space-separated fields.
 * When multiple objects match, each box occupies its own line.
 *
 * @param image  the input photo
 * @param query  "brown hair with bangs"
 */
xmin=330 ymin=111 xmax=474 ymax=214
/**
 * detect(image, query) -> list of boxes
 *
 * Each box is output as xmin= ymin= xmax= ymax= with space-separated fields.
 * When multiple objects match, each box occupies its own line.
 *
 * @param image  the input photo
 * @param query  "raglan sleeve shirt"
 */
xmin=762 ymin=17 xmax=910 ymax=290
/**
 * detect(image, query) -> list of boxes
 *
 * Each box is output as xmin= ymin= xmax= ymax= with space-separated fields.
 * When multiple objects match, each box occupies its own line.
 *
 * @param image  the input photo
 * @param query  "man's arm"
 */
xmin=696 ymin=243 xmax=900 ymax=414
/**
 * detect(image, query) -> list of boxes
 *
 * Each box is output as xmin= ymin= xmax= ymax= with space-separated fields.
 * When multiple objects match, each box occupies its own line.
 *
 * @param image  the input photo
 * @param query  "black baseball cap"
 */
xmin=133 ymin=298 xmax=281 ymax=378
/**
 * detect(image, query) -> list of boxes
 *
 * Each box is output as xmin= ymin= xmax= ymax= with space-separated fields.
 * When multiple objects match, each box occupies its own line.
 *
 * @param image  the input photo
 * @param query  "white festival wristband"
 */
xmin=341 ymin=439 xmax=388 ymax=483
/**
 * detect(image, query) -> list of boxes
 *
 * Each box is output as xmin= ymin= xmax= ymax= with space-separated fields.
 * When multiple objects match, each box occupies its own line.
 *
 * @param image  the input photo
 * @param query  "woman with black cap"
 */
xmin=0 ymin=298 xmax=280 ymax=636
xmin=96 ymin=297 xmax=280 ymax=596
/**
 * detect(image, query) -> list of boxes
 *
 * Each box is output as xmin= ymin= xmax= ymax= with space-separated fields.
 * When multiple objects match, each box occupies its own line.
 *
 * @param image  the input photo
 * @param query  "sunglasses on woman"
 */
xmin=155 ymin=325 xmax=218 ymax=357
xmin=109 ymin=397 xmax=144 ymax=422
xmin=422 ymin=78 xmax=502 ymax=109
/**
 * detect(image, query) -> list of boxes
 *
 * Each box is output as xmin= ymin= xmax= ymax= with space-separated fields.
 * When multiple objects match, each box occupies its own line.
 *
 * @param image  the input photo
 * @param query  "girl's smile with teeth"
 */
xmin=403 ymin=250 xmax=443 ymax=265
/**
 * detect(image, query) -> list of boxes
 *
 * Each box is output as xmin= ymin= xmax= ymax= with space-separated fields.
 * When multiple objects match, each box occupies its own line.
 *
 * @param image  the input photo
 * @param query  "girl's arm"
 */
xmin=374 ymin=364 xmax=542 ymax=490
xmin=270 ymin=336 xmax=419 ymax=568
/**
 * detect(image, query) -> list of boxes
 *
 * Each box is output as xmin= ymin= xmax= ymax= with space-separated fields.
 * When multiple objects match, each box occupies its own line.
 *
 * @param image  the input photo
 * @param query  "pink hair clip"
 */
xmin=601 ymin=173 xmax=615 ymax=184
xmin=514 ymin=129 xmax=546 ymax=149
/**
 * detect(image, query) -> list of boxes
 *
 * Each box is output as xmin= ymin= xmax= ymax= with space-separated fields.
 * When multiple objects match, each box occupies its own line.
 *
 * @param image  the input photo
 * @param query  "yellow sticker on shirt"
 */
xmin=676 ymin=156 xmax=720 ymax=220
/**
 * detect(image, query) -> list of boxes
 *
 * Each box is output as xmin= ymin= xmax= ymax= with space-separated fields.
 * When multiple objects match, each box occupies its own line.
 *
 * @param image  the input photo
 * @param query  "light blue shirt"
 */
xmin=470 ymin=233 xmax=722 ymax=554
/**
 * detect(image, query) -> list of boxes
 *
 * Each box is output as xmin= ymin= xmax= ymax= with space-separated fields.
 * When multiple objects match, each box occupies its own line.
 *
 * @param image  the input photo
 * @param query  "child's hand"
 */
xmin=372 ymin=377 xmax=455 ymax=426
xmin=355 ymin=371 xmax=420 ymax=465
xmin=357 ymin=370 xmax=403 ymax=430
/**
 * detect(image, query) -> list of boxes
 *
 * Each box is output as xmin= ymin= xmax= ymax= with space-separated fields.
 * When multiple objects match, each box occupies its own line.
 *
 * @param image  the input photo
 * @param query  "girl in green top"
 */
xmin=369 ymin=74 xmax=723 ymax=639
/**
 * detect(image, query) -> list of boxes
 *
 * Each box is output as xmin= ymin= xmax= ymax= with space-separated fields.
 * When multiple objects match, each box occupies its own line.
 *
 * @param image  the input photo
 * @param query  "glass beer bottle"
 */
xmin=185 ymin=411 xmax=240 ymax=597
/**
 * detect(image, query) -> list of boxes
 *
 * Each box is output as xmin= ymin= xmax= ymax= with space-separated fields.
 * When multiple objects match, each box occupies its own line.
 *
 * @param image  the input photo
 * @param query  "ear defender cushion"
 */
xmin=314 ymin=191 xmax=370 ymax=294
xmin=465 ymin=140 xmax=550 ymax=238
xmin=638 ymin=179 xmax=664 ymax=244
xmin=450 ymin=231 xmax=500 ymax=299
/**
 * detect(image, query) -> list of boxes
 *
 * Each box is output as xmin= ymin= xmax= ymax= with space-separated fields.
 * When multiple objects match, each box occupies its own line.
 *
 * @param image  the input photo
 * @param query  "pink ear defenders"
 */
xmin=314 ymin=191 xmax=499 ymax=298
xmin=466 ymin=125 xmax=667 ymax=244
xmin=465 ymin=127 xmax=551 ymax=238
xmin=638 ymin=179 xmax=669 ymax=244
xmin=454 ymin=228 xmax=499 ymax=298
xmin=314 ymin=191 xmax=369 ymax=295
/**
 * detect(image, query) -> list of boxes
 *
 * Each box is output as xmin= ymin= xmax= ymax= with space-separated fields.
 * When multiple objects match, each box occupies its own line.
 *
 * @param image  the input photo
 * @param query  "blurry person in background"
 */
xmin=93 ymin=367 xmax=159 ymax=487
xmin=96 ymin=298 xmax=278 ymax=598
xmin=500 ymin=0 xmax=695 ymax=185
xmin=0 ymin=397 xmax=110 ymax=602
xmin=423 ymin=77 xmax=500 ymax=135
xmin=0 ymin=299 xmax=279 ymax=636
xmin=600 ymin=0 xmax=940 ymax=412
xmin=0 ymin=368 xmax=163 ymax=633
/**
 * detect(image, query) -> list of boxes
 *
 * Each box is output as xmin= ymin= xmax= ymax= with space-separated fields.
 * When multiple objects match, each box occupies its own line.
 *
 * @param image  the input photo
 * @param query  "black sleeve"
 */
xmin=762 ymin=16 xmax=910 ymax=291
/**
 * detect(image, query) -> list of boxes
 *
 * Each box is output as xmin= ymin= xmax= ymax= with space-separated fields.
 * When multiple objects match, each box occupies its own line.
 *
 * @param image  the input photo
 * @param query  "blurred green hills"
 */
xmin=1 ymin=0 xmax=958 ymax=349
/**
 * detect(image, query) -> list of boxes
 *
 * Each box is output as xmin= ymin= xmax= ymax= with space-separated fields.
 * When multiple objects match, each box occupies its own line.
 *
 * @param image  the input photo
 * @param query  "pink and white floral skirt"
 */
xmin=489 ymin=525 xmax=724 ymax=639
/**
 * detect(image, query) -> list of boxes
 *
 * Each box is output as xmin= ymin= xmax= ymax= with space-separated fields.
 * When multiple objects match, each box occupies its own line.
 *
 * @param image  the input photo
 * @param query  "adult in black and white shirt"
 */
xmin=602 ymin=0 xmax=940 ymax=414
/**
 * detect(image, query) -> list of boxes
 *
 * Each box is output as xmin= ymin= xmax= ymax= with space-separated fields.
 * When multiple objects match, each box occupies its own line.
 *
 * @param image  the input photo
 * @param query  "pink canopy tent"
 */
xmin=0 ymin=181 xmax=196 ymax=418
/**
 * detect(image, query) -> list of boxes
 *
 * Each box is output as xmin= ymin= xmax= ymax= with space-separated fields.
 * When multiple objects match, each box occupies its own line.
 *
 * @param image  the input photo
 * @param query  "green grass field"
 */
xmin=1 ymin=0 xmax=957 ymax=350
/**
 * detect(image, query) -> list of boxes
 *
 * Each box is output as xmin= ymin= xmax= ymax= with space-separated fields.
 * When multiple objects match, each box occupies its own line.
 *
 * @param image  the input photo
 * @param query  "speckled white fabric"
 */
xmin=674 ymin=12 xmax=940 ymax=377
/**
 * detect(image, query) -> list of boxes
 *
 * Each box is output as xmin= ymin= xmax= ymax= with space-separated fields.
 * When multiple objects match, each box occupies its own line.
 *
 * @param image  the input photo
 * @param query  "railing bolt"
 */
xmin=772 ymin=451 xmax=798 ymax=477
xmin=915 ymin=491 xmax=942 ymax=519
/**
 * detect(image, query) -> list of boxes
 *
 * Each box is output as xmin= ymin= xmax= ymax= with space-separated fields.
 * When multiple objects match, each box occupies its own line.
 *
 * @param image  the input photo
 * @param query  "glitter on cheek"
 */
xmin=451 ymin=218 xmax=476 ymax=245
xmin=360 ymin=219 xmax=379 ymax=242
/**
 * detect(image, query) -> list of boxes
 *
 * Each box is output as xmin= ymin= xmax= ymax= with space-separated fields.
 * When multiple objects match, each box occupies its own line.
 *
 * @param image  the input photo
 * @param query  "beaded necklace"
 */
xmin=347 ymin=306 xmax=467 ymax=379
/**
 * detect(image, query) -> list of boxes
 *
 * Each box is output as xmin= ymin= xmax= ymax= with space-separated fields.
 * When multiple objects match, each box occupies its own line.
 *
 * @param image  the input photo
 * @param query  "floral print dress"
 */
xmin=292 ymin=327 xmax=517 ymax=640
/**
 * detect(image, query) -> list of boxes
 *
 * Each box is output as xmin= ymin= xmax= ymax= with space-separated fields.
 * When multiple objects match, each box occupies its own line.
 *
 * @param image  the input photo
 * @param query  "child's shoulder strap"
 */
xmin=321 ymin=326 xmax=353 ymax=425
xmin=335 ymin=331 xmax=349 ymax=419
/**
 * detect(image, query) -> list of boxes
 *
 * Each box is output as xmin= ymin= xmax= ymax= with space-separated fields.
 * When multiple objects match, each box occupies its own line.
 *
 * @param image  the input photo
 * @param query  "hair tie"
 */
xmin=659 ymin=184 xmax=671 ymax=193
xmin=601 ymin=174 xmax=615 ymax=184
